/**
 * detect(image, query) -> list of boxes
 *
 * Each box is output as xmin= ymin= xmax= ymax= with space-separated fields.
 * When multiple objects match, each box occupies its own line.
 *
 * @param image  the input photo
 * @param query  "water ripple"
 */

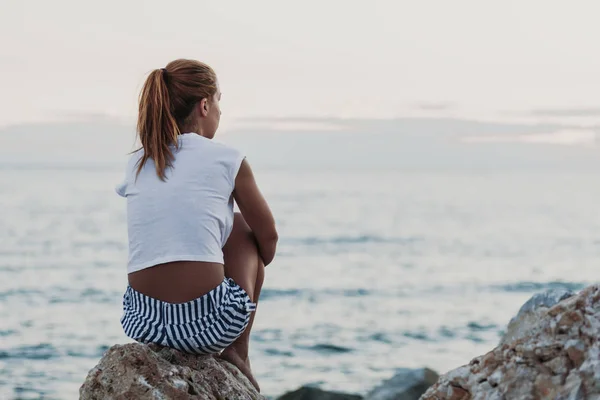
xmin=285 ymin=235 xmax=423 ymax=246
xmin=493 ymin=281 xmax=586 ymax=293
xmin=300 ymin=344 xmax=354 ymax=354
xmin=0 ymin=344 xmax=59 ymax=360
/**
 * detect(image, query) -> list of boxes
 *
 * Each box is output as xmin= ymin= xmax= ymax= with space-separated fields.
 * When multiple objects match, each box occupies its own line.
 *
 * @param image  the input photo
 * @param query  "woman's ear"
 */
xmin=199 ymin=98 xmax=209 ymax=117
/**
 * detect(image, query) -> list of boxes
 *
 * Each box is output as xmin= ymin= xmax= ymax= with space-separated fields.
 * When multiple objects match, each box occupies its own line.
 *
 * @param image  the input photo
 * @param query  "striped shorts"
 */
xmin=120 ymin=278 xmax=256 ymax=354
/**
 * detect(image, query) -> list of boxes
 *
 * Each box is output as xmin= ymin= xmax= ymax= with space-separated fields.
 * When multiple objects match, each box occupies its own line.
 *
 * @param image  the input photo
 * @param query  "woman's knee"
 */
xmin=255 ymin=260 xmax=265 ymax=291
xmin=224 ymin=212 xmax=259 ymax=264
xmin=233 ymin=211 xmax=246 ymax=225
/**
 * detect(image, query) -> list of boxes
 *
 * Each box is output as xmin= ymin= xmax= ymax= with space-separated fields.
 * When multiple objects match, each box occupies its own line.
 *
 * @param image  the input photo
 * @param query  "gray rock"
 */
xmin=277 ymin=386 xmax=362 ymax=400
xmin=365 ymin=368 xmax=439 ymax=400
xmin=517 ymin=288 xmax=574 ymax=314
xmin=421 ymin=285 xmax=600 ymax=400
xmin=501 ymin=288 xmax=574 ymax=345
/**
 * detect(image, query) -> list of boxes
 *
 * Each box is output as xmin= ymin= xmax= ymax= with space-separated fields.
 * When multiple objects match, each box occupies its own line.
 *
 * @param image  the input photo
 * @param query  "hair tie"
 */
xmin=161 ymin=68 xmax=169 ymax=82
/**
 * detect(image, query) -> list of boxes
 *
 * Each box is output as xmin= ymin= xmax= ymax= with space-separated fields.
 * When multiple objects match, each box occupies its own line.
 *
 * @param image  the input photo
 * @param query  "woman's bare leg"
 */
xmin=219 ymin=212 xmax=264 ymax=391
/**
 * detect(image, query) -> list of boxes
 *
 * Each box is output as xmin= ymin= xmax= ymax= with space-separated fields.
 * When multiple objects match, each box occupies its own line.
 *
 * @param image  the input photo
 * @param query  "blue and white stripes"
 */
xmin=120 ymin=278 xmax=256 ymax=354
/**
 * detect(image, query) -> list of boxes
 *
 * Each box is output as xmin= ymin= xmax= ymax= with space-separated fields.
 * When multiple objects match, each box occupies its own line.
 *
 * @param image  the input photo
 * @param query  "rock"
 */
xmin=420 ymin=285 xmax=600 ymax=400
xmin=366 ymin=368 xmax=439 ymax=400
xmin=79 ymin=343 xmax=264 ymax=400
xmin=500 ymin=288 xmax=574 ymax=345
xmin=277 ymin=386 xmax=362 ymax=400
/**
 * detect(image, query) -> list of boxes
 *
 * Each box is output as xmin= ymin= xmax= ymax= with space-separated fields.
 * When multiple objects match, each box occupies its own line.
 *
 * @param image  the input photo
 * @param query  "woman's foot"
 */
xmin=218 ymin=347 xmax=260 ymax=392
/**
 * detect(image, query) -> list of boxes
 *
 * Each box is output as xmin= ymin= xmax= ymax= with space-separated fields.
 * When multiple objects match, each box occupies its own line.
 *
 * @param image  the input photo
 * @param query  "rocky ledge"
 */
xmin=79 ymin=342 xmax=437 ymax=400
xmin=79 ymin=343 xmax=263 ymax=400
xmin=421 ymin=284 xmax=600 ymax=400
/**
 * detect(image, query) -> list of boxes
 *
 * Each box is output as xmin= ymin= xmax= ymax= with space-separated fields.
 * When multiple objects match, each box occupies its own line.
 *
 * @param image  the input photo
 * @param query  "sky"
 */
xmin=1 ymin=0 xmax=600 ymax=130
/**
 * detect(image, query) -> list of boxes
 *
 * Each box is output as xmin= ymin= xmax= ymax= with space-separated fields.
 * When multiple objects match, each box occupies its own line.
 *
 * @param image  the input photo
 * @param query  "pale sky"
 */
xmin=2 ymin=0 xmax=600 ymax=128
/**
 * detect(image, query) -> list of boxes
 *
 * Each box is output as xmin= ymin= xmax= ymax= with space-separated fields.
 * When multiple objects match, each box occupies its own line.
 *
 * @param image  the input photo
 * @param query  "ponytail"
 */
xmin=134 ymin=59 xmax=218 ymax=180
xmin=136 ymin=68 xmax=180 ymax=181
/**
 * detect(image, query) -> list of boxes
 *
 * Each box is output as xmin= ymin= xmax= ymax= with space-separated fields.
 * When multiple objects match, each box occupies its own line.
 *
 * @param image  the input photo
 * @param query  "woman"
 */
xmin=115 ymin=59 xmax=277 ymax=391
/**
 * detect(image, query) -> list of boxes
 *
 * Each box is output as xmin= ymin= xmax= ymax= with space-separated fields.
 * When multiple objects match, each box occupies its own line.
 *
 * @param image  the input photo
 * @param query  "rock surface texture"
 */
xmin=501 ymin=288 xmax=574 ymax=346
xmin=421 ymin=285 xmax=600 ymax=400
xmin=80 ymin=343 xmax=264 ymax=400
xmin=277 ymin=386 xmax=363 ymax=400
xmin=275 ymin=367 xmax=438 ymax=400
xmin=366 ymin=368 xmax=439 ymax=400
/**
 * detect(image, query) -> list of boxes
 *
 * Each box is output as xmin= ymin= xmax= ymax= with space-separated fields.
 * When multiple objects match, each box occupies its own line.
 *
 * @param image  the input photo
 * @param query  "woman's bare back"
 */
xmin=128 ymin=261 xmax=225 ymax=303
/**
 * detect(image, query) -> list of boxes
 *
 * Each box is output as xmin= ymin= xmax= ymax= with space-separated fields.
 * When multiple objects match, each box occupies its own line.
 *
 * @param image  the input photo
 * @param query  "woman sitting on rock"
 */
xmin=115 ymin=59 xmax=277 ymax=392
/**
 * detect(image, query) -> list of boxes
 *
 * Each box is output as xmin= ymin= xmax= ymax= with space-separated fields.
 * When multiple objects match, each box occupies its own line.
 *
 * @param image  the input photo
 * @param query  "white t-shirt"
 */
xmin=116 ymin=133 xmax=245 ymax=274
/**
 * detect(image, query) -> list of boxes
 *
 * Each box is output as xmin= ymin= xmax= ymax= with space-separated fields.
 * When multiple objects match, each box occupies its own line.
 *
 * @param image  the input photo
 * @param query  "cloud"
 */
xmin=461 ymin=129 xmax=598 ymax=146
xmin=413 ymin=102 xmax=455 ymax=111
xmin=529 ymin=108 xmax=600 ymax=117
xmin=234 ymin=116 xmax=574 ymax=137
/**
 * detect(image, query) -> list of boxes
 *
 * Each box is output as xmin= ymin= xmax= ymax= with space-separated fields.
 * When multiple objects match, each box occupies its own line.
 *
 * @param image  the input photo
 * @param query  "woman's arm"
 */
xmin=233 ymin=159 xmax=278 ymax=266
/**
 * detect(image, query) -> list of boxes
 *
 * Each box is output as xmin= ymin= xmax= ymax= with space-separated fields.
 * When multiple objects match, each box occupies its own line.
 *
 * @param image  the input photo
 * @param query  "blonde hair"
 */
xmin=136 ymin=59 xmax=217 ymax=180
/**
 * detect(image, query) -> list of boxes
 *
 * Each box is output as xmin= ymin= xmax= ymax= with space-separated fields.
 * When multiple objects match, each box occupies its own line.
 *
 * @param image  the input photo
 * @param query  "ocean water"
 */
xmin=1 ymin=126 xmax=599 ymax=399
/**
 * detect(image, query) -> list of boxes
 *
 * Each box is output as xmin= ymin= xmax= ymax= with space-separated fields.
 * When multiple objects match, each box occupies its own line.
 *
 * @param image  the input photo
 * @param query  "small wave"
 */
xmin=437 ymin=326 xmax=456 ymax=338
xmin=367 ymin=332 xmax=393 ymax=344
xmin=259 ymin=288 xmax=303 ymax=300
xmin=263 ymin=348 xmax=294 ymax=357
xmin=285 ymin=235 xmax=422 ymax=246
xmin=465 ymin=334 xmax=485 ymax=343
xmin=260 ymin=287 xmax=373 ymax=301
xmin=402 ymin=330 xmax=433 ymax=342
xmin=325 ymin=288 xmax=371 ymax=297
xmin=0 ymin=343 xmax=59 ymax=360
xmin=254 ymin=329 xmax=284 ymax=342
xmin=71 ymin=240 xmax=126 ymax=251
xmin=300 ymin=344 xmax=353 ymax=354
xmin=0 ymin=288 xmax=43 ymax=300
xmin=13 ymin=385 xmax=49 ymax=398
xmin=493 ymin=281 xmax=586 ymax=293
xmin=0 ymin=264 xmax=19 ymax=272
xmin=48 ymin=288 xmax=119 ymax=305
xmin=467 ymin=321 xmax=498 ymax=332
xmin=0 ymin=287 xmax=117 ymax=305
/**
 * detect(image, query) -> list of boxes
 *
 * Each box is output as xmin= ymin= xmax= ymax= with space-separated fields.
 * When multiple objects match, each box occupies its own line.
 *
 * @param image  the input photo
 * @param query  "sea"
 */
xmin=0 ymin=116 xmax=599 ymax=399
